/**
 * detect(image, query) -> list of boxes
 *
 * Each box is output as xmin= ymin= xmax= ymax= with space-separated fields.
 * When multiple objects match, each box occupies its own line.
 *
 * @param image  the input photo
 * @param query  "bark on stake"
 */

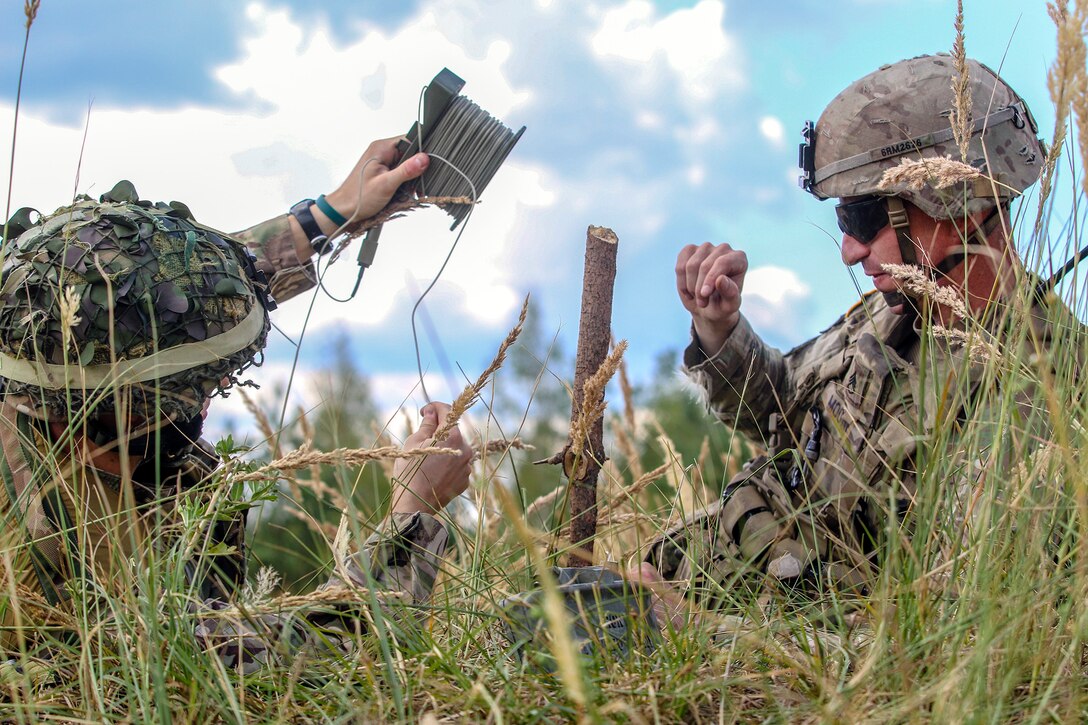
xmin=564 ymin=225 xmax=619 ymax=567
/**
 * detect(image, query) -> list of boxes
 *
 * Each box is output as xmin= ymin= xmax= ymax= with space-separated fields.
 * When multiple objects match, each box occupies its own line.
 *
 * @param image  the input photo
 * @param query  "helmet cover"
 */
xmin=804 ymin=53 xmax=1045 ymax=218
xmin=0 ymin=182 xmax=271 ymax=422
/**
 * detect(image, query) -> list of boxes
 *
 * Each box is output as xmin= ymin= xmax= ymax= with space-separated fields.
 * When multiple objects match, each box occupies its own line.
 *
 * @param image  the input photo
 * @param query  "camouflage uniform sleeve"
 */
xmin=325 ymin=512 xmax=450 ymax=605
xmin=191 ymin=512 xmax=450 ymax=674
xmin=232 ymin=214 xmax=317 ymax=304
xmin=682 ymin=314 xmax=792 ymax=442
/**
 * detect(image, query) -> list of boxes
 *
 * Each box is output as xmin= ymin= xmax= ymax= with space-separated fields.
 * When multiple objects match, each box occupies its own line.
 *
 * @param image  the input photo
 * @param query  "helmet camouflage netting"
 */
xmin=0 ymin=181 xmax=272 ymax=422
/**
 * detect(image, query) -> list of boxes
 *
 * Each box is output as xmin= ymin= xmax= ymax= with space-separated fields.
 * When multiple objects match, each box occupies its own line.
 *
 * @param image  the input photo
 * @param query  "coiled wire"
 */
xmin=415 ymin=95 xmax=525 ymax=229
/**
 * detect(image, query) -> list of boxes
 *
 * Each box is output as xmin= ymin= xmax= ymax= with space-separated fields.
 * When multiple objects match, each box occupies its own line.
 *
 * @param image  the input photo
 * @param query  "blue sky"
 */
xmin=0 ymin=0 xmax=1075 ymax=426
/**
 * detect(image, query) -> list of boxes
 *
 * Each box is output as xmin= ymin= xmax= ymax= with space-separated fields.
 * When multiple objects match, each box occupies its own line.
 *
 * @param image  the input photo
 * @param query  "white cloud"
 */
xmin=686 ymin=164 xmax=706 ymax=187
xmin=675 ymin=117 xmax=721 ymax=146
xmin=635 ymin=110 xmax=664 ymax=130
xmin=3 ymin=1 xmax=552 ymax=346
xmin=535 ymin=168 xmax=672 ymax=262
xmin=742 ymin=265 xmax=812 ymax=337
xmin=590 ymin=0 xmax=744 ymax=104
xmin=759 ymin=116 xmax=785 ymax=147
xmin=751 ymin=186 xmax=781 ymax=204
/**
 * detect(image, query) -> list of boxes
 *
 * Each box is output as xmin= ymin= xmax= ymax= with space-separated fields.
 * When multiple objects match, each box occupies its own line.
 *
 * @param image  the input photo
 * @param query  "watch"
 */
xmin=288 ymin=199 xmax=333 ymax=254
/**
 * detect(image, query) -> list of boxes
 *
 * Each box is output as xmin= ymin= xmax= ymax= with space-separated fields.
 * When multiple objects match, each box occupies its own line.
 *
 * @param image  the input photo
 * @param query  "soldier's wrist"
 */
xmin=693 ymin=314 xmax=739 ymax=358
xmin=390 ymin=480 xmax=441 ymax=516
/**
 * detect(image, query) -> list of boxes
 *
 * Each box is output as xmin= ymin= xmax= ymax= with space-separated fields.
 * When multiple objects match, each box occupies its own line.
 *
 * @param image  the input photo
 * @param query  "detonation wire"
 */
xmin=310 ymin=148 xmax=479 ymax=404
xmin=271 ymin=167 xmax=377 ymax=446
xmin=273 ymin=80 xmax=518 ymax=434
xmin=267 ymin=155 xmax=402 ymax=445
xmin=408 ymin=153 xmax=477 ymax=403
xmin=403 ymin=88 xmax=524 ymax=400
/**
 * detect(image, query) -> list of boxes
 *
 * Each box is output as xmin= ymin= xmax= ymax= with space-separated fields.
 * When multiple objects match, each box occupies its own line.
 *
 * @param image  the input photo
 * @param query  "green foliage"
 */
xmin=247 ymin=333 xmax=393 ymax=592
xmin=638 ymin=348 xmax=748 ymax=492
xmin=492 ymin=296 xmax=573 ymax=507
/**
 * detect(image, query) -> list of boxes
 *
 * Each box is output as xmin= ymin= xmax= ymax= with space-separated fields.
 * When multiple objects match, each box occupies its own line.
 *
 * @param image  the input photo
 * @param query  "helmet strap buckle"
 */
xmin=885 ymin=197 xmax=918 ymax=266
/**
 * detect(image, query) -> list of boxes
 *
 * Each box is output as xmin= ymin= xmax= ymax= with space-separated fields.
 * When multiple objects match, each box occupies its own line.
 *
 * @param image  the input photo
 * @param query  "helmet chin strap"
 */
xmin=881 ymin=198 xmax=1004 ymax=312
xmin=882 ymin=197 xmax=914 ymax=310
xmin=931 ymin=205 xmax=1004 ymax=278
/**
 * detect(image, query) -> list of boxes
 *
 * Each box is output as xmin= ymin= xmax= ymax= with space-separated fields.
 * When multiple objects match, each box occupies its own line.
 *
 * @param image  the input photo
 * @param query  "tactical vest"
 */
xmin=649 ymin=294 xmax=986 ymax=592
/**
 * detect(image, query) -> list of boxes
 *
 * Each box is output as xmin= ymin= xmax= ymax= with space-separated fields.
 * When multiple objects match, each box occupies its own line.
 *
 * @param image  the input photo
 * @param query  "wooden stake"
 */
xmin=564 ymin=225 xmax=619 ymax=566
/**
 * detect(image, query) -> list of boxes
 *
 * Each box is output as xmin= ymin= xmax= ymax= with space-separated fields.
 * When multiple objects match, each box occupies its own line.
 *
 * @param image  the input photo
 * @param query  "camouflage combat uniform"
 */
xmin=0 ymin=206 xmax=452 ymax=672
xmin=647 ymin=53 xmax=1057 ymax=599
xmin=646 ymin=292 xmax=1057 ymax=594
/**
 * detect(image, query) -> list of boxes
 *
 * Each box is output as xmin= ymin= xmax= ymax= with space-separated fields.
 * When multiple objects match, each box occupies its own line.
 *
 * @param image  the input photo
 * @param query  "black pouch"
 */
xmin=500 ymin=566 xmax=658 ymax=669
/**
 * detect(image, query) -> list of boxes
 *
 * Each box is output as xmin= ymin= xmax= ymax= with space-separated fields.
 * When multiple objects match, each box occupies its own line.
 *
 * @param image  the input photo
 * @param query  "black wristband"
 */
xmin=289 ymin=199 xmax=333 ymax=255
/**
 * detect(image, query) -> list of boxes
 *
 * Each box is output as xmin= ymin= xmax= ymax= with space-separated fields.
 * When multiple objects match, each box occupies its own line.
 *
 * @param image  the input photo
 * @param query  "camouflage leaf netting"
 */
xmin=0 ymin=182 xmax=272 ymax=421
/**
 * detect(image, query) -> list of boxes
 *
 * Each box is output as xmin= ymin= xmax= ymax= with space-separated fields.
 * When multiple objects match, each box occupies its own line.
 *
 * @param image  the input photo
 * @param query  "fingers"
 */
xmin=391 ymin=401 xmax=472 ymax=515
xmin=675 ymin=243 xmax=747 ymax=311
xmin=392 ymin=152 xmax=429 ymax=183
xmin=415 ymin=402 xmax=443 ymax=438
xmin=327 ymin=138 xmax=431 ymax=221
xmin=362 ymin=136 xmax=405 ymax=168
xmin=695 ymin=246 xmax=746 ymax=305
xmin=625 ymin=563 xmax=686 ymax=631
xmin=675 ymin=245 xmax=699 ymax=308
xmin=700 ymin=252 xmax=745 ymax=306
xmin=352 ymin=151 xmax=429 ymax=219
xmin=401 ymin=402 xmax=441 ymax=450
xmin=627 ymin=563 xmax=665 ymax=585
xmin=409 ymin=402 xmax=471 ymax=458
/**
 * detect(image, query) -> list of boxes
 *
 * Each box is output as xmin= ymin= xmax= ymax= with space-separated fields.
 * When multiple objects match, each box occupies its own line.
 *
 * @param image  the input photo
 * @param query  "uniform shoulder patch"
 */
xmin=846 ymin=290 xmax=879 ymax=317
xmin=814 ymin=290 xmax=878 ymax=337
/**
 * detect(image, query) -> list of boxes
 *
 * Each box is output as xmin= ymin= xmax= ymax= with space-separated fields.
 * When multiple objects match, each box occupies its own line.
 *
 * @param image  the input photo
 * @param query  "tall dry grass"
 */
xmin=3 ymin=3 xmax=1088 ymax=724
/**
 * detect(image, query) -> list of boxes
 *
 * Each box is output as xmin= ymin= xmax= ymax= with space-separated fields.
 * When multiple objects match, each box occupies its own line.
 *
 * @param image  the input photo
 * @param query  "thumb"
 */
xmin=380 ymin=153 xmax=429 ymax=192
xmin=716 ymin=274 xmax=740 ymax=302
xmin=416 ymin=403 xmax=439 ymax=437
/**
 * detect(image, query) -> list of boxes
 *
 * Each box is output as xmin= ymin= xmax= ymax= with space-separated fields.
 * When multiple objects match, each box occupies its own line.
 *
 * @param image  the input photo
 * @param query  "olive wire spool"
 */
xmin=414 ymin=95 xmax=525 ymax=229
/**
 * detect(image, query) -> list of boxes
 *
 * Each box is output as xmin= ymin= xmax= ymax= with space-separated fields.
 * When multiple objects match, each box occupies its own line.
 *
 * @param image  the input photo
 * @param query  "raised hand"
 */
xmin=675 ymin=242 xmax=748 ymax=355
xmin=318 ymin=137 xmax=430 ymax=227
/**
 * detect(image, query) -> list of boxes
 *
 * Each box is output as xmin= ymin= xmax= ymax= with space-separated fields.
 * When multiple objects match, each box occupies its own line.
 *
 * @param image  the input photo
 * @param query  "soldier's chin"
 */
xmin=881 ymin=290 xmax=909 ymax=312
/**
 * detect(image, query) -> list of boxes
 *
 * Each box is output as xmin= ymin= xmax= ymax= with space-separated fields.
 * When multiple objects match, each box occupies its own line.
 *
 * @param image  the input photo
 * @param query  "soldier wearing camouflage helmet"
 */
xmin=0 ymin=181 xmax=272 ymax=427
xmin=0 ymin=137 xmax=474 ymax=674
xmin=633 ymin=54 xmax=1065 ymax=603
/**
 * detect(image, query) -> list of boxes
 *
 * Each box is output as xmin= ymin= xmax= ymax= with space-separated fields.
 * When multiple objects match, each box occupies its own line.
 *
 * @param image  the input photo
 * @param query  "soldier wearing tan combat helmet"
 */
xmin=633 ymin=54 xmax=1065 ymax=613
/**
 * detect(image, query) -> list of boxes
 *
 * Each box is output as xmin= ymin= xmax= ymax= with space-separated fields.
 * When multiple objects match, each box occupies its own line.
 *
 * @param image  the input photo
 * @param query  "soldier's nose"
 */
xmin=840 ymin=234 xmax=869 ymax=266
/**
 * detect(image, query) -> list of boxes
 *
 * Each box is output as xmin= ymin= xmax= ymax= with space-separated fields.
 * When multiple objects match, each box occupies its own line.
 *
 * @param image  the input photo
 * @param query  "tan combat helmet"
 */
xmin=798 ymin=54 xmax=1046 ymax=304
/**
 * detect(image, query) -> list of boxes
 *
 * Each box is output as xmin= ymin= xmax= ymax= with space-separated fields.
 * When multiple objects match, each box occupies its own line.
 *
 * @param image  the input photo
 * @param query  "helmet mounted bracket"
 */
xmin=798 ymin=121 xmax=817 ymax=193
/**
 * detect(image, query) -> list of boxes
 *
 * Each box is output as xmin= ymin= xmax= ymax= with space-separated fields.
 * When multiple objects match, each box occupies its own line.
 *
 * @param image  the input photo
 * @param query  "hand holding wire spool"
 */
xmin=307 ymin=68 xmax=525 ymax=402
xmin=322 ymin=136 xmax=432 ymax=223
xmin=339 ymin=68 xmax=526 ymax=270
xmin=304 ymin=68 xmax=524 ymax=272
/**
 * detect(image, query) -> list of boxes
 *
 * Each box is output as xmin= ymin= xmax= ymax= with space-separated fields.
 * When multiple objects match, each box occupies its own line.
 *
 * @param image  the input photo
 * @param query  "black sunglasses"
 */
xmin=835 ymin=195 xmax=889 ymax=244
